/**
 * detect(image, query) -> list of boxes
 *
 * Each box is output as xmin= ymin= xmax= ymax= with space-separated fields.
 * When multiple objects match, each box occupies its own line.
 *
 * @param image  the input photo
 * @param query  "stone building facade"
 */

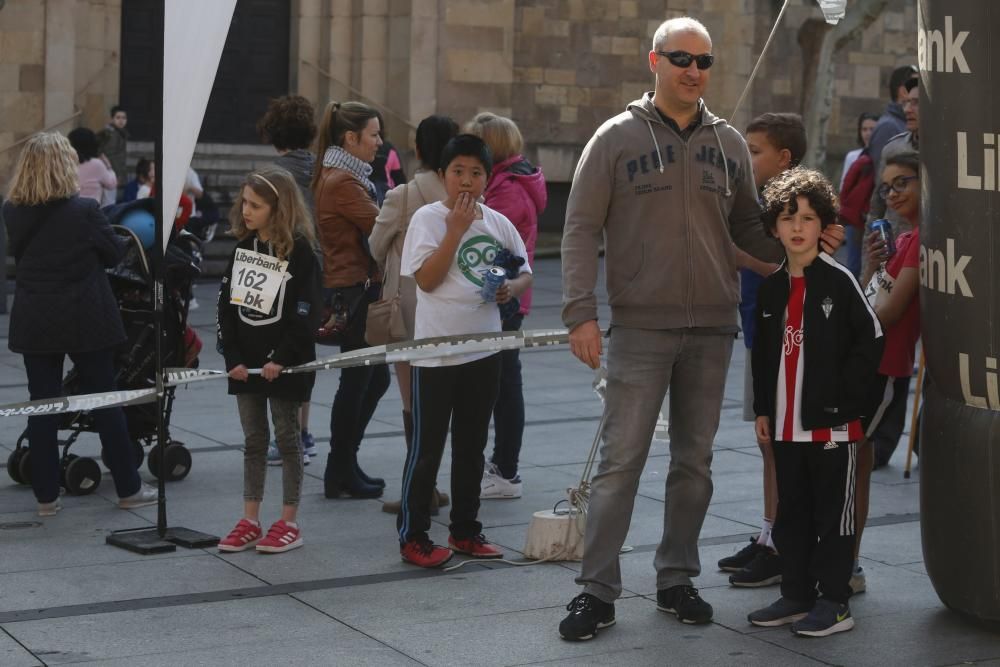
xmin=0 ymin=0 xmax=917 ymax=215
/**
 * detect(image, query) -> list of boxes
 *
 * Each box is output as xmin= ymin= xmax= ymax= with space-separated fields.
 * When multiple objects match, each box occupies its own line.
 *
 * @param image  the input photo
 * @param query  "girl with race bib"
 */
xmin=216 ymin=166 xmax=321 ymax=554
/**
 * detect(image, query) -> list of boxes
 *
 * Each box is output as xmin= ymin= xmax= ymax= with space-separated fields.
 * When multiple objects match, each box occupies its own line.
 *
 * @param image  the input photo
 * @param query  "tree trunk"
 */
xmin=802 ymin=0 xmax=892 ymax=170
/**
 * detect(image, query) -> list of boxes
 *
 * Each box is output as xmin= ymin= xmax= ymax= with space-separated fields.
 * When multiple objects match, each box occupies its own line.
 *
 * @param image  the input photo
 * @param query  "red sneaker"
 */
xmin=218 ymin=518 xmax=262 ymax=552
xmin=400 ymin=538 xmax=453 ymax=568
xmin=256 ymin=520 xmax=303 ymax=553
xmin=448 ymin=534 xmax=503 ymax=559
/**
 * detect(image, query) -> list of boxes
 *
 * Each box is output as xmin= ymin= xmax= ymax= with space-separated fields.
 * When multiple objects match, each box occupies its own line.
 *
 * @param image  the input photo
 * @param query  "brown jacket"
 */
xmin=314 ymin=166 xmax=380 ymax=288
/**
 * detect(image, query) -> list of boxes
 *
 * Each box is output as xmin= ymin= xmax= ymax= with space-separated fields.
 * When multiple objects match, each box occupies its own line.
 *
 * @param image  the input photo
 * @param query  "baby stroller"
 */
xmin=6 ymin=200 xmax=203 ymax=495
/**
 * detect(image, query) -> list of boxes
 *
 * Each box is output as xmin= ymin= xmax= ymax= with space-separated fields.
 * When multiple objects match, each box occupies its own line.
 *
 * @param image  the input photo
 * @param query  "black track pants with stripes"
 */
xmin=772 ymin=440 xmax=857 ymax=605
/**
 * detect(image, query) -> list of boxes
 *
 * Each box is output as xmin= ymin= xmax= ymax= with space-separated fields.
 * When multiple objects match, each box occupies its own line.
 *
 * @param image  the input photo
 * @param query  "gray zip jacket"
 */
xmin=561 ymin=93 xmax=782 ymax=331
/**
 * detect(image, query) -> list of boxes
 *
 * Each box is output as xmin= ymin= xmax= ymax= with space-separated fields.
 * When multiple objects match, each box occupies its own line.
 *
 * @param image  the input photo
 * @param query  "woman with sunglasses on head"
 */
xmin=312 ymin=101 xmax=390 ymax=499
xmin=853 ymin=150 xmax=922 ymax=594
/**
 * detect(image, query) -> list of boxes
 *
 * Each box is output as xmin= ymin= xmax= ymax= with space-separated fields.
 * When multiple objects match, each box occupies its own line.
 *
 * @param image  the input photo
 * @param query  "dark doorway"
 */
xmin=120 ymin=0 xmax=290 ymax=143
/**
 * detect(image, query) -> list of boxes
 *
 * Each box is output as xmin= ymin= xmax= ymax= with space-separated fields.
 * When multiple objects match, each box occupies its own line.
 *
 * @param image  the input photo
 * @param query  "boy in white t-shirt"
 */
xmin=397 ymin=135 xmax=533 ymax=568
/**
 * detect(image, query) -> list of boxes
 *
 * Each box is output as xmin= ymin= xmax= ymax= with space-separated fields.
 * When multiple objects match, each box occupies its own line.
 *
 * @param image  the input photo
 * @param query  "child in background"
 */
xmin=747 ymin=167 xmax=883 ymax=637
xmin=217 ymin=166 xmax=321 ymax=554
xmin=396 ymin=135 xmax=533 ymax=568
xmin=721 ymin=112 xmax=806 ymax=588
xmin=853 ymin=150 xmax=923 ymax=592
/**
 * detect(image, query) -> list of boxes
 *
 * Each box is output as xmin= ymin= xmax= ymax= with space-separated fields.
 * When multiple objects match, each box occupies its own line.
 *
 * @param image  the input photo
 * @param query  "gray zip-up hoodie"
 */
xmin=561 ymin=93 xmax=782 ymax=331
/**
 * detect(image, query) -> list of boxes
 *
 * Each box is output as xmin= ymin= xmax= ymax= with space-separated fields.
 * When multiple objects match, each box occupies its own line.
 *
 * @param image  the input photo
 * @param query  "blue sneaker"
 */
xmin=267 ymin=441 xmax=310 ymax=466
xmin=301 ymin=431 xmax=317 ymax=459
xmin=791 ymin=599 xmax=854 ymax=637
xmin=266 ymin=441 xmax=282 ymax=466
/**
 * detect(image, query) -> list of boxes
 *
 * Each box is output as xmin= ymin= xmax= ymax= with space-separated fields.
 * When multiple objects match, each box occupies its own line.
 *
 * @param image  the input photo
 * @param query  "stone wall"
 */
xmin=416 ymin=0 xmax=916 ymax=181
xmin=0 ymin=0 xmax=917 ymax=195
xmin=0 ymin=0 xmax=121 ymax=193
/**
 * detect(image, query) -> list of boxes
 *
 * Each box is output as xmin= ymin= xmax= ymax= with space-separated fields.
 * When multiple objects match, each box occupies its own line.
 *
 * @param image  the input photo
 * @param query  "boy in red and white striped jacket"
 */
xmin=747 ymin=167 xmax=884 ymax=638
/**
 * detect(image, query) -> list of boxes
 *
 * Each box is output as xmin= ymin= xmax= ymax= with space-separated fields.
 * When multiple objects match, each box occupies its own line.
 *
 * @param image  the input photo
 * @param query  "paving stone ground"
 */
xmin=1 ymin=259 xmax=998 ymax=666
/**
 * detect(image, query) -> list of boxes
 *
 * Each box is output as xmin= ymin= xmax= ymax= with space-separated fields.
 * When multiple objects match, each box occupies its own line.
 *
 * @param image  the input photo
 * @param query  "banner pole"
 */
xmin=152 ymin=0 xmax=168 ymax=538
xmin=106 ymin=0 xmax=217 ymax=554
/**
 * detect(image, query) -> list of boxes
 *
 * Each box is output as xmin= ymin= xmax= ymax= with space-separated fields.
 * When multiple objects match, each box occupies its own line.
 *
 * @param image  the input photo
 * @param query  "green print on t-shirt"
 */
xmin=457 ymin=234 xmax=500 ymax=286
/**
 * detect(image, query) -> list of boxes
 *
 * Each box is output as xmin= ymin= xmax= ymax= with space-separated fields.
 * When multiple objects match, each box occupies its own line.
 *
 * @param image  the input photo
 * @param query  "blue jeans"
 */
xmin=22 ymin=347 xmax=142 ymax=503
xmin=490 ymin=313 xmax=525 ymax=479
xmin=577 ymin=328 xmax=733 ymax=601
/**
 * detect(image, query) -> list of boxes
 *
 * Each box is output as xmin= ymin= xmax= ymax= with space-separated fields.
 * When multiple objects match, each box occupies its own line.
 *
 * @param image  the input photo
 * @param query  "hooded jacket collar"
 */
xmin=626 ymin=92 xmax=733 ymax=195
xmin=626 ymin=92 xmax=723 ymax=130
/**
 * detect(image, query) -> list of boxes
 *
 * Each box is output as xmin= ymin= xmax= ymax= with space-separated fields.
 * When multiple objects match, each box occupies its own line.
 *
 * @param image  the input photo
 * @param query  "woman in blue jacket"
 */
xmin=3 ymin=132 xmax=156 ymax=516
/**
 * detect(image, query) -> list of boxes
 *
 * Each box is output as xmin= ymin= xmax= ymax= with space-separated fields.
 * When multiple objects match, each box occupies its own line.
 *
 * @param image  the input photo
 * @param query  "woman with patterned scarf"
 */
xmin=312 ymin=101 xmax=390 ymax=499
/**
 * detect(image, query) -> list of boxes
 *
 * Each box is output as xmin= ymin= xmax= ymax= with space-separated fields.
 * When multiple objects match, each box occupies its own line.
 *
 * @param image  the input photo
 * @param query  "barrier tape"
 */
xmin=0 ymin=329 xmax=572 ymax=418
xmin=0 ymin=388 xmax=158 ymax=419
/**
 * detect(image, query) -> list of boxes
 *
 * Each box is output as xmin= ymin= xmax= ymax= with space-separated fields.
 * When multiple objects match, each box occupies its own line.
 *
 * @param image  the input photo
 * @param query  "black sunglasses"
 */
xmin=656 ymin=50 xmax=715 ymax=70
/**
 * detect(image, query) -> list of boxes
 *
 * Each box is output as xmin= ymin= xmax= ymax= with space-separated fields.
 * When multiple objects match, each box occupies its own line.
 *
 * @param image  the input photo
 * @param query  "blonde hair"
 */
xmin=7 ymin=132 xmax=80 ymax=205
xmin=229 ymin=165 xmax=317 ymax=260
xmin=465 ymin=112 xmax=523 ymax=164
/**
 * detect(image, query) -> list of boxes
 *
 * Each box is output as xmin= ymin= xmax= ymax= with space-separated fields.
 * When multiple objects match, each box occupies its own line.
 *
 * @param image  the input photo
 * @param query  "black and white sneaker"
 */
xmin=656 ymin=585 xmax=713 ymax=624
xmin=748 ymin=597 xmax=814 ymax=627
xmin=558 ymin=593 xmax=616 ymax=641
xmin=718 ymin=537 xmax=767 ymax=572
xmin=729 ymin=548 xmax=782 ymax=587
xmin=791 ymin=598 xmax=854 ymax=637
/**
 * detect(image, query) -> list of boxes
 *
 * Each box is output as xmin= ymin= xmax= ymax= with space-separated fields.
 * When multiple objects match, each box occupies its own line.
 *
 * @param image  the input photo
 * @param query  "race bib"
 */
xmin=864 ymin=264 xmax=893 ymax=310
xmin=229 ymin=248 xmax=289 ymax=314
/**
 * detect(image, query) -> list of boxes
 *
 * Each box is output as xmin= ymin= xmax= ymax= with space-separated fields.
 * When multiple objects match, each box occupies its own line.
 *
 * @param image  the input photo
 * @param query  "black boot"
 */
xmin=325 ymin=447 xmax=382 ymax=499
xmin=355 ymin=460 xmax=385 ymax=488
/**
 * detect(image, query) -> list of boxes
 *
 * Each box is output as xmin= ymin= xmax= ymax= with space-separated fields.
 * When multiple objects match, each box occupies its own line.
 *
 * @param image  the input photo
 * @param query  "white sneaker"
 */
xmin=119 ymin=483 xmax=158 ymax=509
xmin=849 ymin=566 xmax=866 ymax=595
xmin=480 ymin=464 xmax=523 ymax=499
xmin=38 ymin=500 xmax=62 ymax=517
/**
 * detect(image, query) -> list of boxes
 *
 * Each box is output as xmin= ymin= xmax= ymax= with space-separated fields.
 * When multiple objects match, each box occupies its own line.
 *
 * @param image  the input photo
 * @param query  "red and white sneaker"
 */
xmin=256 ymin=520 xmax=303 ymax=553
xmin=218 ymin=518 xmax=262 ymax=552
xmin=400 ymin=538 xmax=453 ymax=568
xmin=448 ymin=534 xmax=503 ymax=559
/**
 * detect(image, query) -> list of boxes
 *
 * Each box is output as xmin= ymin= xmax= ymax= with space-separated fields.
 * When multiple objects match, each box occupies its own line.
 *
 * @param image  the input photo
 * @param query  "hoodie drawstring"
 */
xmin=711 ymin=125 xmax=732 ymax=197
xmin=645 ymin=120 xmax=665 ymax=174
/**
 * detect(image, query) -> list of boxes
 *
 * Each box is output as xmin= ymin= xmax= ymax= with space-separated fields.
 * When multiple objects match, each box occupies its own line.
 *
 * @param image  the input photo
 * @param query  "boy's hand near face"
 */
xmin=445 ymin=192 xmax=476 ymax=239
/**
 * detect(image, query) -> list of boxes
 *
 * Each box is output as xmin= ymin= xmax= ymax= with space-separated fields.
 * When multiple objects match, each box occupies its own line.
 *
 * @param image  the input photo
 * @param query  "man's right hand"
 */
xmin=569 ymin=320 xmax=602 ymax=369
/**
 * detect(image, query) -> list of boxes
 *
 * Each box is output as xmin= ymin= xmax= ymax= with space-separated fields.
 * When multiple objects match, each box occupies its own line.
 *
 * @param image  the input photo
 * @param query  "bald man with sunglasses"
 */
xmin=558 ymin=16 xmax=844 ymax=641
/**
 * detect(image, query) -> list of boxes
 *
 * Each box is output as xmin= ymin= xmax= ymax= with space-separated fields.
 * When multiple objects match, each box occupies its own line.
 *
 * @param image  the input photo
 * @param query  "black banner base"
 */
xmin=165 ymin=526 xmax=219 ymax=549
xmin=106 ymin=526 xmax=218 ymax=554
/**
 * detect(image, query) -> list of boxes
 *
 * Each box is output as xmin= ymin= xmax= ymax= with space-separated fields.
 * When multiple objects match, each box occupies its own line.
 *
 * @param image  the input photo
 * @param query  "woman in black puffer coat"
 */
xmin=4 ymin=132 xmax=156 ymax=516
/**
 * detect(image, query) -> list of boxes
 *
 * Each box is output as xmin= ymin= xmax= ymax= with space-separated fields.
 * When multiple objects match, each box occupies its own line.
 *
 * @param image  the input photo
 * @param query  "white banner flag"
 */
xmin=161 ymin=0 xmax=237 ymax=250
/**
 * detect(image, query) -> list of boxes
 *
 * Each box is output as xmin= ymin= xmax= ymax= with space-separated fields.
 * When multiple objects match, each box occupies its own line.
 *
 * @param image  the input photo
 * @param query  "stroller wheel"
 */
xmin=134 ymin=440 xmax=146 ymax=468
xmin=60 ymin=454 xmax=80 ymax=489
xmin=17 ymin=449 xmax=32 ymax=485
xmin=148 ymin=443 xmax=192 ymax=482
xmin=64 ymin=456 xmax=102 ymax=496
xmin=7 ymin=449 xmax=28 ymax=485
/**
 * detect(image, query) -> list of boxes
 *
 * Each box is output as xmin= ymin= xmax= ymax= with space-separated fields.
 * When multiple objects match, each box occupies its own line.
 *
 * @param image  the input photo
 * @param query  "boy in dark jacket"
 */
xmin=747 ymin=167 xmax=883 ymax=637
